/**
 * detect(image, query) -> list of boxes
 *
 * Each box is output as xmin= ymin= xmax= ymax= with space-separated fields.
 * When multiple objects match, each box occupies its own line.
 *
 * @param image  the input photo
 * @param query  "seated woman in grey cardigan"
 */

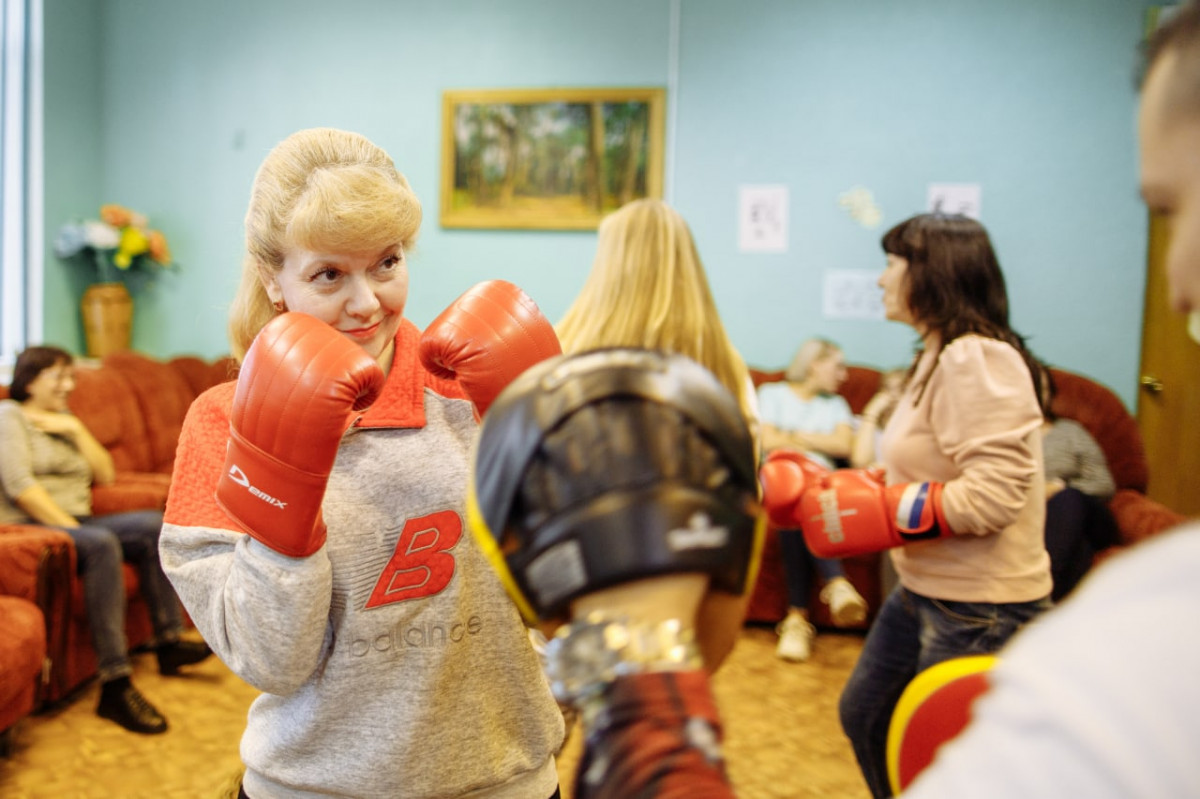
xmin=0 ymin=346 xmax=211 ymax=734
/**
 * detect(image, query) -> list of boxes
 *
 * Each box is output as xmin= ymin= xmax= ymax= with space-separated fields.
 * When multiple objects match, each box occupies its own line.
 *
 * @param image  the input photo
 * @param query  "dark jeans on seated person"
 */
xmin=1044 ymin=487 xmax=1122 ymax=602
xmin=55 ymin=509 xmax=183 ymax=682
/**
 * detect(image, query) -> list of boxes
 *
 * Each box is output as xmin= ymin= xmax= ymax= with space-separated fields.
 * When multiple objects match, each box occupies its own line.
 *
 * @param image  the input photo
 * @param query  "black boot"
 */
xmin=97 ymin=677 xmax=168 ymax=734
xmin=157 ymin=639 xmax=213 ymax=675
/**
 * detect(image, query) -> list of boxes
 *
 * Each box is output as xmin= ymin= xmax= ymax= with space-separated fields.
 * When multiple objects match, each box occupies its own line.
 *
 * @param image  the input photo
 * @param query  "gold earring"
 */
xmin=272 ymin=300 xmax=285 ymax=313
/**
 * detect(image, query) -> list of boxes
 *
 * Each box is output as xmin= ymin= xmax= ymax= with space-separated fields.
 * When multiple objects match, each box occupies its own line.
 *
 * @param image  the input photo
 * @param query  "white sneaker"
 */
xmin=775 ymin=615 xmax=815 ymax=662
xmin=821 ymin=578 xmax=868 ymax=627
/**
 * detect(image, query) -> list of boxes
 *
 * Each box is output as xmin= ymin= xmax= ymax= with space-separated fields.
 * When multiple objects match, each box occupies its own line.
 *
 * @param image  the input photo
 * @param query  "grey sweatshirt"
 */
xmin=160 ymin=323 xmax=563 ymax=799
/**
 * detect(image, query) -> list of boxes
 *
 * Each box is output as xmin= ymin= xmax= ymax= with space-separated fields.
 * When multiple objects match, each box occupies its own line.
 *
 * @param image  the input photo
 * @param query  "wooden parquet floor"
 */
xmin=0 ymin=626 xmax=868 ymax=798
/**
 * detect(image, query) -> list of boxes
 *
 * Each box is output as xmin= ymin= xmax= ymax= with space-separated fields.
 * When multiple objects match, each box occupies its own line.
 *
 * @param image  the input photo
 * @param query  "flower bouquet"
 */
xmin=55 ymin=204 xmax=178 ymax=357
xmin=54 ymin=204 xmax=177 ymax=289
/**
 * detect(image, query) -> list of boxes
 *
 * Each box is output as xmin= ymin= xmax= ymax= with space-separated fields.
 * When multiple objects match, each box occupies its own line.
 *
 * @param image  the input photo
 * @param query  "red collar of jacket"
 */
xmin=356 ymin=318 xmax=467 ymax=429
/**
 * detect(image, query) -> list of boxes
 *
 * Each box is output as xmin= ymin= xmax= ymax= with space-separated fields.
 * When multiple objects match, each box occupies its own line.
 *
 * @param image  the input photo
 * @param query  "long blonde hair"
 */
xmin=227 ymin=128 xmax=422 ymax=361
xmin=556 ymin=199 xmax=754 ymax=421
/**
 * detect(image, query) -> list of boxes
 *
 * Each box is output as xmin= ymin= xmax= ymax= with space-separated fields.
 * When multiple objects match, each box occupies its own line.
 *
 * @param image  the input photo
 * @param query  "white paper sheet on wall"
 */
xmin=823 ymin=270 xmax=885 ymax=320
xmin=927 ymin=183 xmax=982 ymax=219
xmin=738 ymin=185 xmax=789 ymax=252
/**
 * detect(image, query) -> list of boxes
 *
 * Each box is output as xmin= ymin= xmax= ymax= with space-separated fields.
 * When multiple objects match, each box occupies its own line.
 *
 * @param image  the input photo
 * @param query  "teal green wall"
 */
xmin=675 ymin=0 xmax=1153 ymax=404
xmin=41 ymin=0 xmax=1155 ymax=407
xmin=42 ymin=0 xmax=104 ymax=349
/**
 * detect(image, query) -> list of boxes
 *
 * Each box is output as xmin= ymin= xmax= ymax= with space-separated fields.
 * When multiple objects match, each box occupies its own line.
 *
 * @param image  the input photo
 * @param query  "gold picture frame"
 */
xmin=440 ymin=87 xmax=666 ymax=230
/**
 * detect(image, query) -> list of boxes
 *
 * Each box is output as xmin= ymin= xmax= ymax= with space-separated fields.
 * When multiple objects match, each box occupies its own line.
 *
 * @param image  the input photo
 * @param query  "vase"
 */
xmin=80 ymin=282 xmax=133 ymax=357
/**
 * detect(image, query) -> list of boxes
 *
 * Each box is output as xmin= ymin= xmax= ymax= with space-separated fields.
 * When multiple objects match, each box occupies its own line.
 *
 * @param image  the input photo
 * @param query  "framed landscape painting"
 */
xmin=440 ymin=87 xmax=665 ymax=230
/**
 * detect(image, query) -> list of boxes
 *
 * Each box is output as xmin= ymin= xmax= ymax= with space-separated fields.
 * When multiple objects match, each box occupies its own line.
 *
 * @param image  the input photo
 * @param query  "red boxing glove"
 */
xmin=797 ymin=469 xmax=954 ymax=559
xmin=759 ymin=449 xmax=830 ymax=528
xmin=216 ymin=313 xmax=385 ymax=557
xmin=419 ymin=280 xmax=562 ymax=418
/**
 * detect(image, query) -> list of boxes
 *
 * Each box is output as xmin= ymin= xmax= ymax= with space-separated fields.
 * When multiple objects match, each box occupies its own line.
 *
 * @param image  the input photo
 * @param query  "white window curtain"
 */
xmin=1 ymin=0 xmax=42 ymax=377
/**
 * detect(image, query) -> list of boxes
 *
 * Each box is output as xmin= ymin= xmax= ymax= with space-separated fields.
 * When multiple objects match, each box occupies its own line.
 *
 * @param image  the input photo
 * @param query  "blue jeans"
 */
xmin=59 ymin=510 xmax=182 ymax=682
xmin=779 ymin=528 xmax=846 ymax=609
xmin=839 ymin=585 xmax=1050 ymax=798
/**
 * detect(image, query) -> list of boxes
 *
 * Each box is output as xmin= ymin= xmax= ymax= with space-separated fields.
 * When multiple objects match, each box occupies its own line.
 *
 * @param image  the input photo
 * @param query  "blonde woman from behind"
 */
xmin=556 ymin=198 xmax=758 ymax=670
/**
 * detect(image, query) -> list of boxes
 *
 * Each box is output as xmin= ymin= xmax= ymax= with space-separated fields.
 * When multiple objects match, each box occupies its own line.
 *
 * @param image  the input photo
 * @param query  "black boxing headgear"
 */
xmin=465 ymin=348 xmax=766 ymax=624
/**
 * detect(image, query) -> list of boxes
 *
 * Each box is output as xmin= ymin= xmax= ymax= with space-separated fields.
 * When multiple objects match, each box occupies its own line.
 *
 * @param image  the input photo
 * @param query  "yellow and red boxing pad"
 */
xmin=886 ymin=654 xmax=998 ymax=794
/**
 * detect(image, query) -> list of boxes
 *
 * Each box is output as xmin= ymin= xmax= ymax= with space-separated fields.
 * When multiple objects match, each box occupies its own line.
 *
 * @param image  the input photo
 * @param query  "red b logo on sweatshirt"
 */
xmin=365 ymin=510 xmax=462 ymax=608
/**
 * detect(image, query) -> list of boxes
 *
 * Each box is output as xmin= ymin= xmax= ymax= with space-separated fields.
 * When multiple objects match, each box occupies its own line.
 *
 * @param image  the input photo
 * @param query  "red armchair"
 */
xmin=745 ymin=365 xmax=1187 ymax=626
xmin=1046 ymin=368 xmax=1187 ymax=545
xmin=0 ymin=526 xmax=70 ymax=739
xmin=0 ymin=597 xmax=45 ymax=749
xmin=0 ymin=351 xmax=234 ymax=705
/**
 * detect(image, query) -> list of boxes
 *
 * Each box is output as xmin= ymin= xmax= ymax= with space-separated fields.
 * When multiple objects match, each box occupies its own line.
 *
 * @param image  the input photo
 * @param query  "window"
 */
xmin=1 ymin=0 xmax=42 ymax=378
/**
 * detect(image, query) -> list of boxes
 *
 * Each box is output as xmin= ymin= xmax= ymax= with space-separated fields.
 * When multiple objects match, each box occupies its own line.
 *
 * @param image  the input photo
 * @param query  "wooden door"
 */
xmin=1137 ymin=214 xmax=1200 ymax=516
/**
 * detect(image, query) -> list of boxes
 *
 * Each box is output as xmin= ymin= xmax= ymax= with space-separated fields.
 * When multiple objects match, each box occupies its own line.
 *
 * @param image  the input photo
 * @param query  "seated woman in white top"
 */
xmin=758 ymin=338 xmax=868 ymax=662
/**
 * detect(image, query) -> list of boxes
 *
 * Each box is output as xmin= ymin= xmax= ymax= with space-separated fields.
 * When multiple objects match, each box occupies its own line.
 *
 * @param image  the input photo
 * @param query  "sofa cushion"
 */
xmin=0 ymin=596 xmax=45 ymax=731
xmin=841 ymin=366 xmax=883 ymax=414
xmin=750 ymin=368 xmax=785 ymax=390
xmin=0 ymin=526 xmax=76 ymax=602
xmin=1110 ymin=488 xmax=1186 ymax=546
xmin=90 ymin=473 xmax=174 ymax=516
xmin=169 ymin=355 xmax=237 ymax=397
xmin=68 ymin=364 xmax=156 ymax=473
xmin=101 ymin=352 xmax=200 ymax=474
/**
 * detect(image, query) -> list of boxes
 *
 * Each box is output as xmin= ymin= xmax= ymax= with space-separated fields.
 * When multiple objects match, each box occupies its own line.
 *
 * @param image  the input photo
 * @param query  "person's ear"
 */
xmin=259 ymin=266 xmax=283 ymax=306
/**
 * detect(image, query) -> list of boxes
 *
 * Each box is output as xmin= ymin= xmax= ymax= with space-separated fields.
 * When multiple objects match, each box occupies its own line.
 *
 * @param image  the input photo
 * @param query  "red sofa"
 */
xmin=0 ymin=351 xmax=234 ymax=712
xmin=0 ymin=594 xmax=46 ymax=749
xmin=746 ymin=365 xmax=1188 ymax=626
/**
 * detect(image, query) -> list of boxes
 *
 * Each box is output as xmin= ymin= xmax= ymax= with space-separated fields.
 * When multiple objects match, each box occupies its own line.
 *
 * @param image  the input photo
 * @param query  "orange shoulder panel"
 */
xmin=164 ymin=382 xmax=245 ymax=532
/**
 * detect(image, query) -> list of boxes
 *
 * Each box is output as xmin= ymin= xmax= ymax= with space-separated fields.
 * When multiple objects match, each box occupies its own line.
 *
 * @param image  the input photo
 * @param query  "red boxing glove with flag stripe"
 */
xmin=797 ymin=469 xmax=954 ymax=559
xmin=419 ymin=280 xmax=562 ymax=419
xmin=216 ymin=312 xmax=385 ymax=558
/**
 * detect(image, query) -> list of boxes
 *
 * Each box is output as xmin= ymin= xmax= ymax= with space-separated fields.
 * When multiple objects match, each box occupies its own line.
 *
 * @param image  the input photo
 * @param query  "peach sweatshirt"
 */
xmin=882 ymin=335 xmax=1052 ymax=603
